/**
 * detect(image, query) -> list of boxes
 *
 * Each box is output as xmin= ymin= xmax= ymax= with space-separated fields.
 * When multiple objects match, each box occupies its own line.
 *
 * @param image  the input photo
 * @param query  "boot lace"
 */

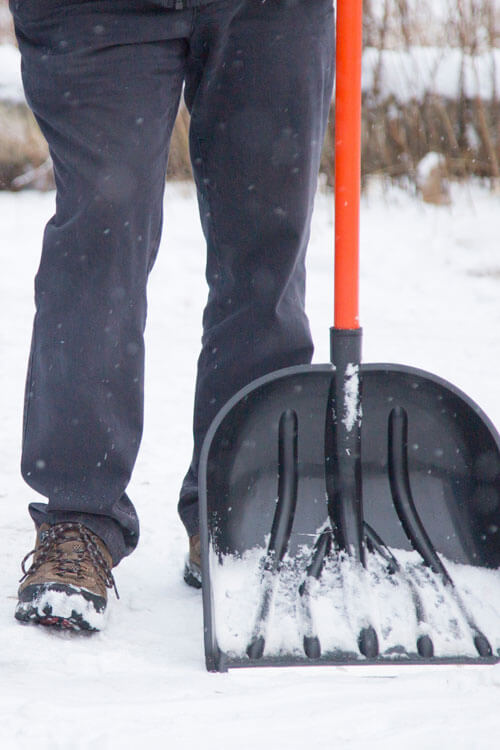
xmin=20 ymin=522 xmax=119 ymax=598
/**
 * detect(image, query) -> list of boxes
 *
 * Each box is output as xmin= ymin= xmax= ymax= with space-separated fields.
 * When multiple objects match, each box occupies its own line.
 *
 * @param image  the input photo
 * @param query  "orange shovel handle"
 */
xmin=334 ymin=0 xmax=363 ymax=330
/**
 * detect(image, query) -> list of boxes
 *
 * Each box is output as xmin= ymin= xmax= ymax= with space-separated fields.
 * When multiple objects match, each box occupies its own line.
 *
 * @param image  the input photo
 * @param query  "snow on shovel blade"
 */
xmin=199 ymin=363 xmax=500 ymax=671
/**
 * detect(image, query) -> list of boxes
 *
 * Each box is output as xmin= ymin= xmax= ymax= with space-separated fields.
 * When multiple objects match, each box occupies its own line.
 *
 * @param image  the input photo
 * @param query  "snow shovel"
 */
xmin=198 ymin=0 xmax=500 ymax=672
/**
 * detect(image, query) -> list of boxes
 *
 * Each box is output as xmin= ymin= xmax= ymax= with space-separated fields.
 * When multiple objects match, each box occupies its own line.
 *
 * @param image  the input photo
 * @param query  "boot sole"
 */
xmin=15 ymin=582 xmax=107 ymax=632
xmin=15 ymin=607 xmax=98 ymax=632
xmin=183 ymin=560 xmax=202 ymax=589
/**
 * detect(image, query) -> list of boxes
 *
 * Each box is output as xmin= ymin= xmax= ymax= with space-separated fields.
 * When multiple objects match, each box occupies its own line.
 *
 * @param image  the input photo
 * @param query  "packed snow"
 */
xmin=342 ymin=363 xmax=361 ymax=432
xmin=1 ymin=179 xmax=500 ymax=748
xmin=211 ymin=545 xmax=500 ymax=661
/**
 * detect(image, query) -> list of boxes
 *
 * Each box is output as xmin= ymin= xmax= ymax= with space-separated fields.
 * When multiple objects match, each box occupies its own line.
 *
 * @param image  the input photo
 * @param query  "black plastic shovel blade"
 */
xmin=199 ymin=363 xmax=500 ymax=671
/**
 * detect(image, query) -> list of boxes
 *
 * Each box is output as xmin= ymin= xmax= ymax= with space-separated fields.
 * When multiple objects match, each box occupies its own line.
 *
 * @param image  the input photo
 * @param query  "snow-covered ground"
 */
xmin=1 ymin=180 xmax=500 ymax=748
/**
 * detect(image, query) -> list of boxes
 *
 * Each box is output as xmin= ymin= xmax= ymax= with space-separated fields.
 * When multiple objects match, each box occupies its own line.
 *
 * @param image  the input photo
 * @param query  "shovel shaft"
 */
xmin=326 ymin=329 xmax=364 ymax=562
xmin=334 ymin=0 xmax=363 ymax=330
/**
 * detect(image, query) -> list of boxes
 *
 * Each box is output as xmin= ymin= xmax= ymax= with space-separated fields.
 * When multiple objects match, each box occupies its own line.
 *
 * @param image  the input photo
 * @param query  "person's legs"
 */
xmin=11 ymin=0 xmax=190 ymax=564
xmin=178 ymin=0 xmax=335 ymax=538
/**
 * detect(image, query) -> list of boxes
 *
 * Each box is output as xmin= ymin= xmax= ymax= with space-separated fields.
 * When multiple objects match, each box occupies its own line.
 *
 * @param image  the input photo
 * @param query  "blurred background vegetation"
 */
xmin=1 ymin=0 xmax=499 ymax=198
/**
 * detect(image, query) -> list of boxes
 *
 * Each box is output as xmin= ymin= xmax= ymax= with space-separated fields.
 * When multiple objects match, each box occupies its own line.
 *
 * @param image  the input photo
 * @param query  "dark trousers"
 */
xmin=11 ymin=0 xmax=335 ymax=564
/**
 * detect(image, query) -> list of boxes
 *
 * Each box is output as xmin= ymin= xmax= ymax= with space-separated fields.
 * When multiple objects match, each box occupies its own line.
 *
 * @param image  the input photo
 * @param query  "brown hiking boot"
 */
xmin=184 ymin=534 xmax=202 ymax=589
xmin=15 ymin=522 xmax=118 ymax=631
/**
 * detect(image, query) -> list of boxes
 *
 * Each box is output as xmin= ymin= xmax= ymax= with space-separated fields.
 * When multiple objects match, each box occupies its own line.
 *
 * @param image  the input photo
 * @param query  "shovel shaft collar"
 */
xmin=334 ymin=0 xmax=363 ymax=330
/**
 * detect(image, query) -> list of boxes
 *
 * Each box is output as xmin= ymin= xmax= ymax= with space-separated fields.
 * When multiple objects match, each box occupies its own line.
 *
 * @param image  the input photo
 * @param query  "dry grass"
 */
xmin=359 ymin=0 xmax=500 ymax=187
xmin=0 ymin=0 xmax=14 ymax=44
